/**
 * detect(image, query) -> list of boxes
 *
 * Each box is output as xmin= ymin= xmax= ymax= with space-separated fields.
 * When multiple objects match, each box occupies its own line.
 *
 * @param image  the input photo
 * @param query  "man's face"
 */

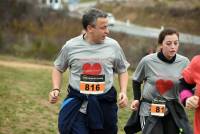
xmin=90 ymin=17 xmax=109 ymax=44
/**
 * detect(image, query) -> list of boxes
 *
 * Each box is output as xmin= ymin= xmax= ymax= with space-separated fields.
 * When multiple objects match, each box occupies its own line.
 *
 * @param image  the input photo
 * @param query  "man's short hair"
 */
xmin=82 ymin=8 xmax=107 ymax=30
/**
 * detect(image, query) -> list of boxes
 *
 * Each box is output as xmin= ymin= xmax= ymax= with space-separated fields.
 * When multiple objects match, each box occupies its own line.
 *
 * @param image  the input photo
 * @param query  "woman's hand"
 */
xmin=130 ymin=100 xmax=140 ymax=111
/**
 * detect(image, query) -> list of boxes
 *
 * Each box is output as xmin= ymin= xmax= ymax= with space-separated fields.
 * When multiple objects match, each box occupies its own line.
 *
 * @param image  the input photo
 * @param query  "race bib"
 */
xmin=150 ymin=97 xmax=166 ymax=117
xmin=150 ymin=103 xmax=166 ymax=117
xmin=80 ymin=74 xmax=105 ymax=94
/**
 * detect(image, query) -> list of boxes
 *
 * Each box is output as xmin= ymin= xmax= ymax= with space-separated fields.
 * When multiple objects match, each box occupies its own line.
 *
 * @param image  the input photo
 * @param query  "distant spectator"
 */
xmin=145 ymin=48 xmax=155 ymax=55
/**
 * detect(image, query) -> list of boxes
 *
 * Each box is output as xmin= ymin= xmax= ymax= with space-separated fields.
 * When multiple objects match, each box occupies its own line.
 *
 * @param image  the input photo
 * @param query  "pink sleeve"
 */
xmin=179 ymin=89 xmax=193 ymax=104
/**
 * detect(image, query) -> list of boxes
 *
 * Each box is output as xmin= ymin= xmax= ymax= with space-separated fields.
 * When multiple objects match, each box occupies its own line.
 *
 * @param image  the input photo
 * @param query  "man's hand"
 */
xmin=118 ymin=92 xmax=128 ymax=108
xmin=49 ymin=90 xmax=60 ymax=104
xmin=186 ymin=95 xmax=199 ymax=110
xmin=130 ymin=100 xmax=140 ymax=111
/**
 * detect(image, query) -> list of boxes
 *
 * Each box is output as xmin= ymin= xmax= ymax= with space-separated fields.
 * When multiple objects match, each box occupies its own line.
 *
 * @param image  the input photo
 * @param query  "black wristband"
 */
xmin=52 ymin=88 xmax=60 ymax=92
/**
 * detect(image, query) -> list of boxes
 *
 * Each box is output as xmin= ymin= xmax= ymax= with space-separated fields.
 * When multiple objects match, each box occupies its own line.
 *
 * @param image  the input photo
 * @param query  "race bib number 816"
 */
xmin=80 ymin=74 xmax=105 ymax=94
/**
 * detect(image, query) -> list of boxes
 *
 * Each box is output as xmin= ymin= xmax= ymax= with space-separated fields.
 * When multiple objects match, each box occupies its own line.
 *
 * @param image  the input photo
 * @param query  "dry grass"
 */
xmin=0 ymin=56 xmax=195 ymax=134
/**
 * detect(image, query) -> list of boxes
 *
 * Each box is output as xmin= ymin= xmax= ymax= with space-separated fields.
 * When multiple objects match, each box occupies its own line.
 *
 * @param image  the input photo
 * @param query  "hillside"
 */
xmin=0 ymin=56 xmax=194 ymax=134
xmin=96 ymin=0 xmax=200 ymax=68
xmin=98 ymin=0 xmax=200 ymax=35
xmin=0 ymin=0 xmax=200 ymax=68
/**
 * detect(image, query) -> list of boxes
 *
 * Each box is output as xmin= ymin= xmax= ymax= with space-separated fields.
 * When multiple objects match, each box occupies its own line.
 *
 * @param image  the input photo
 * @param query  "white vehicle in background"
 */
xmin=107 ymin=13 xmax=115 ymax=26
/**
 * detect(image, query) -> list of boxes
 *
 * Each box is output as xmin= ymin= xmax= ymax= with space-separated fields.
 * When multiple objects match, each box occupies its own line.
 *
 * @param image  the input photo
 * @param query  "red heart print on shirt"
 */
xmin=155 ymin=79 xmax=174 ymax=95
xmin=82 ymin=63 xmax=102 ymax=75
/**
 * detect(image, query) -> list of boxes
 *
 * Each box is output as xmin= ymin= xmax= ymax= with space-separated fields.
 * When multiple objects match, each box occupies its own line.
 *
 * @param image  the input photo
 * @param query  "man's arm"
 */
xmin=52 ymin=68 xmax=62 ymax=90
xmin=49 ymin=67 xmax=63 ymax=104
xmin=118 ymin=71 xmax=128 ymax=108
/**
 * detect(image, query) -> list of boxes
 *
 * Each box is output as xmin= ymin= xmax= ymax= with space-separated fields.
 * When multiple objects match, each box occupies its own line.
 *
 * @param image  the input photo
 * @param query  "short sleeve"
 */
xmin=113 ymin=44 xmax=130 ymax=73
xmin=54 ymin=43 xmax=69 ymax=72
xmin=132 ymin=57 xmax=146 ymax=82
xmin=184 ymin=58 xmax=190 ymax=68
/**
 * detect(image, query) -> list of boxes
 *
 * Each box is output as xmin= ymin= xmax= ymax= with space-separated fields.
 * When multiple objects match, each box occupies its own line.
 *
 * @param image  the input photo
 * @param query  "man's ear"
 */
xmin=87 ymin=25 xmax=94 ymax=33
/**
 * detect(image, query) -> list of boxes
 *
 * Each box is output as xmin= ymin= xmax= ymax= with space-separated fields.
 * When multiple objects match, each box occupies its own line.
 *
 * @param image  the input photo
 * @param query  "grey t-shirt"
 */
xmin=54 ymin=34 xmax=130 ymax=94
xmin=132 ymin=53 xmax=189 ymax=116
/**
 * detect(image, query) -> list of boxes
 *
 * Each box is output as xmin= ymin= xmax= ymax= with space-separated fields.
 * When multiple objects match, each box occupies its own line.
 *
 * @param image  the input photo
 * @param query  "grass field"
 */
xmin=0 ymin=56 xmax=194 ymax=134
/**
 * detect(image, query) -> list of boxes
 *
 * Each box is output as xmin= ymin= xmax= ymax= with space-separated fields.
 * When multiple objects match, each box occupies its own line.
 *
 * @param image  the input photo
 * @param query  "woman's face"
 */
xmin=161 ymin=34 xmax=179 ymax=60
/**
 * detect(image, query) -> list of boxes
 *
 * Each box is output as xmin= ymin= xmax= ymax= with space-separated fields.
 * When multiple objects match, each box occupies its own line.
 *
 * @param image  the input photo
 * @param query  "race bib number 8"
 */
xmin=150 ymin=103 xmax=166 ymax=117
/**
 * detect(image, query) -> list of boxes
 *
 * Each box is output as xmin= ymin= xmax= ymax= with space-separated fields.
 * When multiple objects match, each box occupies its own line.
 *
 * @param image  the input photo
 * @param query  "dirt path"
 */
xmin=0 ymin=60 xmax=53 ymax=70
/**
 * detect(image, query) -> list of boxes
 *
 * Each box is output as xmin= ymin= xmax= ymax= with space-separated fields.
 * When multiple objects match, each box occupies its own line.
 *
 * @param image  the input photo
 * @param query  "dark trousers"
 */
xmin=71 ymin=112 xmax=117 ymax=134
xmin=59 ymin=86 xmax=118 ymax=134
xmin=143 ymin=113 xmax=179 ymax=134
